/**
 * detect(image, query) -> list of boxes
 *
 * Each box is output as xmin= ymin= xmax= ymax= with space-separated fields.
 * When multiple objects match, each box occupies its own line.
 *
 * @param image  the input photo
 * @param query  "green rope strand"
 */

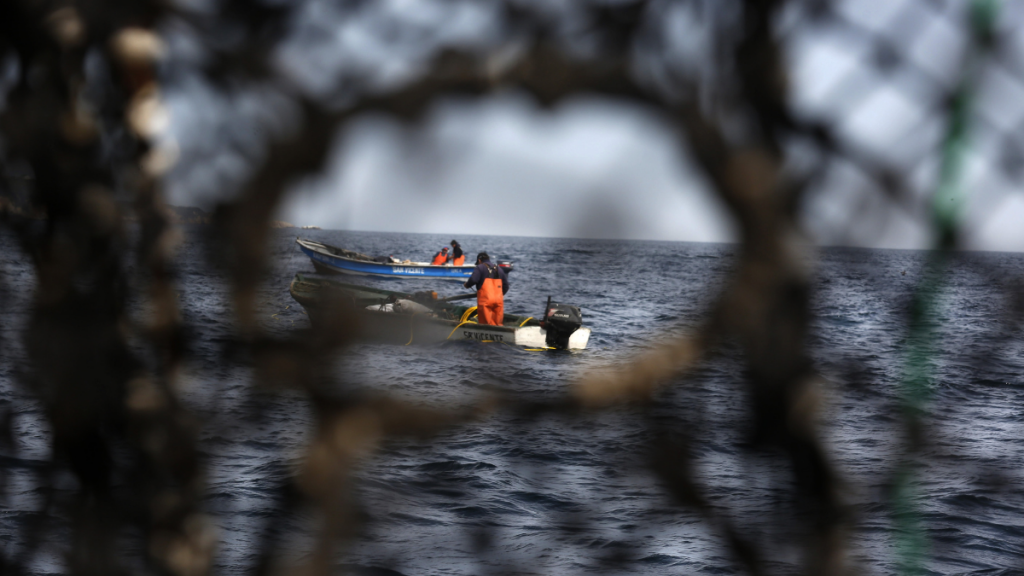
xmin=893 ymin=2 xmax=998 ymax=575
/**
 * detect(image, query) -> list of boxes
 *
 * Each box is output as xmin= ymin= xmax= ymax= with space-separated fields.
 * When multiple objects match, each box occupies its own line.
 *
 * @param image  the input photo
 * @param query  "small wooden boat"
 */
xmin=288 ymin=274 xmax=591 ymax=350
xmin=296 ymin=238 xmax=514 ymax=280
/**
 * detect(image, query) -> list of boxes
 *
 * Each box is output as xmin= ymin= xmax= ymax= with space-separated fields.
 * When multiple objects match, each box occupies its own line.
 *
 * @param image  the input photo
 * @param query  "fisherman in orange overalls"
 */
xmin=450 ymin=240 xmax=465 ymax=266
xmin=430 ymin=246 xmax=449 ymax=265
xmin=463 ymin=252 xmax=509 ymax=326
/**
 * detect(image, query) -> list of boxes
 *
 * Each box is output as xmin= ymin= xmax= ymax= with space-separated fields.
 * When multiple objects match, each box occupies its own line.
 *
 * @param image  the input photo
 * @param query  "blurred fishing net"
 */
xmin=2 ymin=0 xmax=1024 ymax=575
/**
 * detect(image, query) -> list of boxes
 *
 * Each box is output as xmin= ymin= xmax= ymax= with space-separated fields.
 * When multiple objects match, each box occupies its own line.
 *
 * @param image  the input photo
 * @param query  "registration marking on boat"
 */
xmin=392 ymin=267 xmax=425 ymax=274
xmin=464 ymin=331 xmax=505 ymax=342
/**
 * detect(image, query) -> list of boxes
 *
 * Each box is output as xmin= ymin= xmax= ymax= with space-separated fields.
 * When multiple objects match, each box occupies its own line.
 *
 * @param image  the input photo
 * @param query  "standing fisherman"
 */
xmin=450 ymin=240 xmax=465 ymax=266
xmin=463 ymin=252 xmax=509 ymax=326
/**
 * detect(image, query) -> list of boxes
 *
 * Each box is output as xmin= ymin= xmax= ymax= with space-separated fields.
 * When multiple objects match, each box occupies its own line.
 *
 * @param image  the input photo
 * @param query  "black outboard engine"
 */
xmin=497 ymin=260 xmax=514 ymax=274
xmin=541 ymin=296 xmax=583 ymax=349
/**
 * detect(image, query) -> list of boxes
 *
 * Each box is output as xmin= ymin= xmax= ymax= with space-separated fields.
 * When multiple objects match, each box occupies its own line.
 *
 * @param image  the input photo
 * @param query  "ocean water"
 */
xmin=3 ymin=228 xmax=1024 ymax=575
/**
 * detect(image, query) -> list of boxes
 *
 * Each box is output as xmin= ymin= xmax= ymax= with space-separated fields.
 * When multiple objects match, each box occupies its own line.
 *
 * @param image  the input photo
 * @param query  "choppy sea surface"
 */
xmin=3 ymin=228 xmax=1024 ymax=575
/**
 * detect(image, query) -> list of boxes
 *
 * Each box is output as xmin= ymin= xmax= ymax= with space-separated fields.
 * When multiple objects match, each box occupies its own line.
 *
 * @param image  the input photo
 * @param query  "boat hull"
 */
xmin=342 ymin=312 xmax=590 ymax=349
xmin=297 ymin=238 xmax=475 ymax=279
xmin=289 ymin=275 xmax=591 ymax=350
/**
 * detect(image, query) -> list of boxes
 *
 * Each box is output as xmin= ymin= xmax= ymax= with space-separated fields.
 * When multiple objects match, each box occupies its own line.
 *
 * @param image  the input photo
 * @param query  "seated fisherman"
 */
xmin=463 ymin=252 xmax=509 ymax=326
xmin=430 ymin=246 xmax=449 ymax=265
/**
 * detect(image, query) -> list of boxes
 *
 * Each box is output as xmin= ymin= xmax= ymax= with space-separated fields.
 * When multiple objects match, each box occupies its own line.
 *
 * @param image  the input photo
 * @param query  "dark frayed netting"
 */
xmin=2 ymin=0 xmax=1024 ymax=575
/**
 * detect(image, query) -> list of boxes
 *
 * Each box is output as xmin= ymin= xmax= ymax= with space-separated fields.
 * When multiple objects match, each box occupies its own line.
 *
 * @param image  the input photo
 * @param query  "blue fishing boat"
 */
xmin=295 ymin=238 xmax=514 ymax=280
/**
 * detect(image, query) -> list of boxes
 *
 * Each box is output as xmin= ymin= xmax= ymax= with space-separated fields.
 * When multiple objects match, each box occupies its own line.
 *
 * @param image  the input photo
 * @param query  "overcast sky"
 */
xmin=163 ymin=0 xmax=1024 ymax=252
xmin=277 ymin=95 xmax=736 ymax=243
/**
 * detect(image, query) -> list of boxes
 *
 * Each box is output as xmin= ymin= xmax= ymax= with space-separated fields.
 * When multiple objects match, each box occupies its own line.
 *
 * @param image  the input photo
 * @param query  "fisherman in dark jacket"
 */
xmin=450 ymin=240 xmax=465 ymax=266
xmin=463 ymin=252 xmax=509 ymax=326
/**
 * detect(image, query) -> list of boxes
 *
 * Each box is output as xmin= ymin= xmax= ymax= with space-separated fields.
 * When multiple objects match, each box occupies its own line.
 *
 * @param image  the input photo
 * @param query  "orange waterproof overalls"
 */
xmin=452 ymin=255 xmax=465 ymax=266
xmin=431 ymin=250 xmax=448 ymax=265
xmin=476 ymin=263 xmax=504 ymax=326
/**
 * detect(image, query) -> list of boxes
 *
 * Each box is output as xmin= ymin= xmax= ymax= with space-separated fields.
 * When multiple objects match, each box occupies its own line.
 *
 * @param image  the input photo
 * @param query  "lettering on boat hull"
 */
xmin=464 ymin=330 xmax=505 ymax=342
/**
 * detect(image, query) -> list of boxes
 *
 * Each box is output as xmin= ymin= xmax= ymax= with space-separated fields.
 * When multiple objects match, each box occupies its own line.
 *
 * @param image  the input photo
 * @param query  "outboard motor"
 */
xmin=497 ymin=260 xmax=514 ymax=273
xmin=541 ymin=296 xmax=583 ymax=349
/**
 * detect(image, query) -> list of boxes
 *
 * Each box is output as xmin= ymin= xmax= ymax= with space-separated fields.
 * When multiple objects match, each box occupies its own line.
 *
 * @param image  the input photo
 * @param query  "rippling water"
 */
xmin=3 ymin=228 xmax=1024 ymax=575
